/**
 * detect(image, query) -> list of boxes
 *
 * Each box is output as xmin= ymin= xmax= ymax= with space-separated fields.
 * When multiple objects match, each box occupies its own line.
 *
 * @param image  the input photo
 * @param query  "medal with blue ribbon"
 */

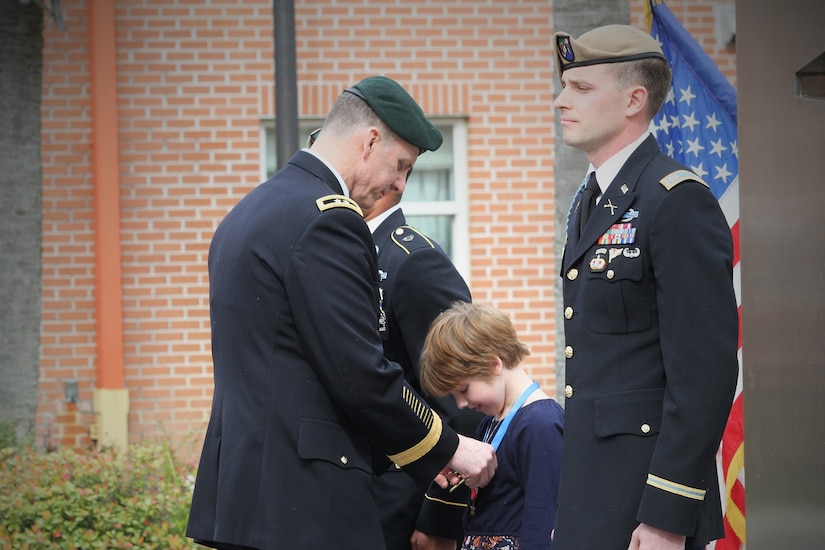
xmin=468 ymin=380 xmax=540 ymax=515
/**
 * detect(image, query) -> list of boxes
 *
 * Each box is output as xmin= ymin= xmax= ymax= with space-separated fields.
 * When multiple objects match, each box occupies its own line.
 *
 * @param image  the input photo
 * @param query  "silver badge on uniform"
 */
xmin=378 ymin=287 xmax=387 ymax=333
xmin=620 ymin=209 xmax=639 ymax=222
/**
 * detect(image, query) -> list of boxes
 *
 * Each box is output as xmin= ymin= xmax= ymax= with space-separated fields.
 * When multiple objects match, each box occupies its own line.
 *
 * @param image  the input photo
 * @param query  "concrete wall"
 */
xmin=738 ymin=0 xmax=825 ymax=546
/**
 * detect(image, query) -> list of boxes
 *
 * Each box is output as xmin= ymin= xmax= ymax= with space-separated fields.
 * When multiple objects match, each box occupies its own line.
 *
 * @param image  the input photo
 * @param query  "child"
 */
xmin=420 ymin=301 xmax=564 ymax=550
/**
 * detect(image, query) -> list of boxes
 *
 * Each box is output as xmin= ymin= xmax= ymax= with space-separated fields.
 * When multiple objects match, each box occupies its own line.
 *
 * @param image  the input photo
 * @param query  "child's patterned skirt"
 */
xmin=460 ymin=534 xmax=519 ymax=550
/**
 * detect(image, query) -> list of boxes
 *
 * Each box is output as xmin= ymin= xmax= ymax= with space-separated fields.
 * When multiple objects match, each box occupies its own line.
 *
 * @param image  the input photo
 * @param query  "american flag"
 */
xmin=647 ymin=1 xmax=745 ymax=548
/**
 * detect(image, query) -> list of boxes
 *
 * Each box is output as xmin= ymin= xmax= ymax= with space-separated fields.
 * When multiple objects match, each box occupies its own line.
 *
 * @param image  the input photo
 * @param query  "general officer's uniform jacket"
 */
xmin=552 ymin=135 xmax=739 ymax=549
xmin=370 ymin=208 xmax=484 ymax=548
xmin=186 ymin=151 xmax=459 ymax=550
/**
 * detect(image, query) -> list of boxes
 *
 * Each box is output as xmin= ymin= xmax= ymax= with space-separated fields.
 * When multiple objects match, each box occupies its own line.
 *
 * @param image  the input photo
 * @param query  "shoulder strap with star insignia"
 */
xmin=315 ymin=194 xmax=363 ymax=217
xmin=390 ymin=225 xmax=435 ymax=255
xmin=659 ymin=169 xmax=709 ymax=191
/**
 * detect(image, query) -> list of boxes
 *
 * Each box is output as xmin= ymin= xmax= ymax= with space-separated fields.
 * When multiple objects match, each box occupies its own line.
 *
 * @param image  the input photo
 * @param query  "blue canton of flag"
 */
xmin=648 ymin=2 xmax=738 ymax=202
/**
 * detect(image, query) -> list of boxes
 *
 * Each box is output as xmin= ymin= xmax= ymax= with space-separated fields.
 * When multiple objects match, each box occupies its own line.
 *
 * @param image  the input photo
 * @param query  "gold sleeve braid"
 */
xmin=646 ymin=473 xmax=706 ymax=501
xmin=388 ymin=386 xmax=444 ymax=467
xmin=423 ymin=493 xmax=468 ymax=508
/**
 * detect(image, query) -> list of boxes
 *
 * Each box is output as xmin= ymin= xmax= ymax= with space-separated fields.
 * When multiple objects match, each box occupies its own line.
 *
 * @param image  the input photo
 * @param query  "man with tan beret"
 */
xmin=552 ymin=25 xmax=738 ymax=550
xmin=186 ymin=76 xmax=497 ymax=550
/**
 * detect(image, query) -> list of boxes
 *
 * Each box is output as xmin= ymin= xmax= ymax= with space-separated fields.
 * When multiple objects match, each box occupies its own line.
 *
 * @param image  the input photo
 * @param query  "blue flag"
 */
xmin=649 ymin=1 xmax=738 ymax=203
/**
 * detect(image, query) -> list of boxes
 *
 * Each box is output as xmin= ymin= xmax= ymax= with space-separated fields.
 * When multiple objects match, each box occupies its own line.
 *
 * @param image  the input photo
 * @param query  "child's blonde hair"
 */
xmin=419 ymin=301 xmax=530 ymax=397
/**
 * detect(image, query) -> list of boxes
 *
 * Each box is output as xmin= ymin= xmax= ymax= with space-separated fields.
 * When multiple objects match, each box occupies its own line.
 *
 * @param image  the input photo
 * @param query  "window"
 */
xmin=262 ymin=119 xmax=469 ymax=280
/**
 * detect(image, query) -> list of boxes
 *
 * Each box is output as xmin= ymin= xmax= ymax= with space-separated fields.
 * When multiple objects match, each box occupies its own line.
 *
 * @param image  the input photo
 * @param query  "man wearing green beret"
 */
xmin=552 ymin=25 xmax=738 ymax=550
xmin=186 ymin=76 xmax=497 ymax=550
xmin=357 ymin=157 xmax=484 ymax=550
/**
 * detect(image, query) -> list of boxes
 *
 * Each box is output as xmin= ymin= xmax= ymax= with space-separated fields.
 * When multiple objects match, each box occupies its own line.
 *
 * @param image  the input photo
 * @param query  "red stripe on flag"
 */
xmin=717 ymin=393 xmax=745 ymax=549
xmin=737 ymin=306 xmax=742 ymax=352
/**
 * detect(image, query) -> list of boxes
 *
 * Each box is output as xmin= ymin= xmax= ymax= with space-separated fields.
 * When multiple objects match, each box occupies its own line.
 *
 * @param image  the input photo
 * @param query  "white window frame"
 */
xmin=402 ymin=117 xmax=469 ymax=282
xmin=259 ymin=117 xmax=470 ymax=281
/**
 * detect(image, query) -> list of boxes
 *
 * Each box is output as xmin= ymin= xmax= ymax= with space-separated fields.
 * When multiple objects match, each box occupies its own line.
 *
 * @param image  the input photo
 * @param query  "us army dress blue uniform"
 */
xmin=553 ymin=135 xmax=739 ymax=549
xmin=186 ymin=151 xmax=459 ymax=550
xmin=370 ymin=208 xmax=484 ymax=549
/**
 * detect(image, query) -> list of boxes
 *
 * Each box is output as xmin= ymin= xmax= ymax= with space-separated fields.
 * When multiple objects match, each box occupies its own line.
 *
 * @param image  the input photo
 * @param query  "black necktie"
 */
xmin=579 ymin=172 xmax=599 ymax=235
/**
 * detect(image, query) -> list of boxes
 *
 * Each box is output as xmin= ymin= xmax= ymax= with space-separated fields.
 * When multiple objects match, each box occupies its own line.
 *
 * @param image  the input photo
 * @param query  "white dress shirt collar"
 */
xmin=587 ymin=131 xmax=650 ymax=201
xmin=366 ymin=204 xmax=402 ymax=234
xmin=302 ymin=147 xmax=349 ymax=198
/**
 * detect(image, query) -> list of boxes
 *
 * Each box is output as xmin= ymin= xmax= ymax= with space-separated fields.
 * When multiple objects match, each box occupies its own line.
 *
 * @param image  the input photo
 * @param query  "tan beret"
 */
xmin=553 ymin=24 xmax=665 ymax=75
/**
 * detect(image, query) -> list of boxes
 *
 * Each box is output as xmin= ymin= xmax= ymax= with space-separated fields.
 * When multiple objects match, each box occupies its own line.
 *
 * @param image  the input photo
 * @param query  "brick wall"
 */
xmin=40 ymin=3 xmax=97 ymax=450
xmin=36 ymin=0 xmax=736 ymax=455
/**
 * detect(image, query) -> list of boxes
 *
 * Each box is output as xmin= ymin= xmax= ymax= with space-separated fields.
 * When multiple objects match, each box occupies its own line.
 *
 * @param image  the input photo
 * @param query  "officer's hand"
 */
xmin=444 ymin=434 xmax=497 ymax=489
xmin=627 ymin=523 xmax=686 ymax=550
xmin=410 ymin=530 xmax=457 ymax=550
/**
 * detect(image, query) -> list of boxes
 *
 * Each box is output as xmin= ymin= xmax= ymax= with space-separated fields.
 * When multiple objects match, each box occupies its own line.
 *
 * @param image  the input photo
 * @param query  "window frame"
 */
xmin=259 ymin=117 xmax=470 ymax=281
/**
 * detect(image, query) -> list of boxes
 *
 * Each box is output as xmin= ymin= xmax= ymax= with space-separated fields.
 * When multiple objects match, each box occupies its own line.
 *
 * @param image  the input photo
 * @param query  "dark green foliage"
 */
xmin=0 ymin=444 xmax=197 ymax=549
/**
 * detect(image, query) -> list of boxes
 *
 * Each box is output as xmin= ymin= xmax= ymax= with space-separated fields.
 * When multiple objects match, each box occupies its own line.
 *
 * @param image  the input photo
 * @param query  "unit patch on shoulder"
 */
xmin=316 ymin=195 xmax=363 ymax=217
xmin=659 ymin=169 xmax=709 ymax=191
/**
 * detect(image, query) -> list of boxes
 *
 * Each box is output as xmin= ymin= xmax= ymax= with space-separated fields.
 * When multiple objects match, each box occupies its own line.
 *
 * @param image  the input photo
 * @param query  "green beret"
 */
xmin=344 ymin=76 xmax=443 ymax=154
xmin=553 ymin=24 xmax=665 ymax=75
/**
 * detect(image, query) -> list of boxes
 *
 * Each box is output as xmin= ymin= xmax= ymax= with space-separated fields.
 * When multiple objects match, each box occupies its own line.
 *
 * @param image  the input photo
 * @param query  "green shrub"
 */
xmin=0 ymin=444 xmax=197 ymax=549
xmin=0 ymin=421 xmax=16 ymax=449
